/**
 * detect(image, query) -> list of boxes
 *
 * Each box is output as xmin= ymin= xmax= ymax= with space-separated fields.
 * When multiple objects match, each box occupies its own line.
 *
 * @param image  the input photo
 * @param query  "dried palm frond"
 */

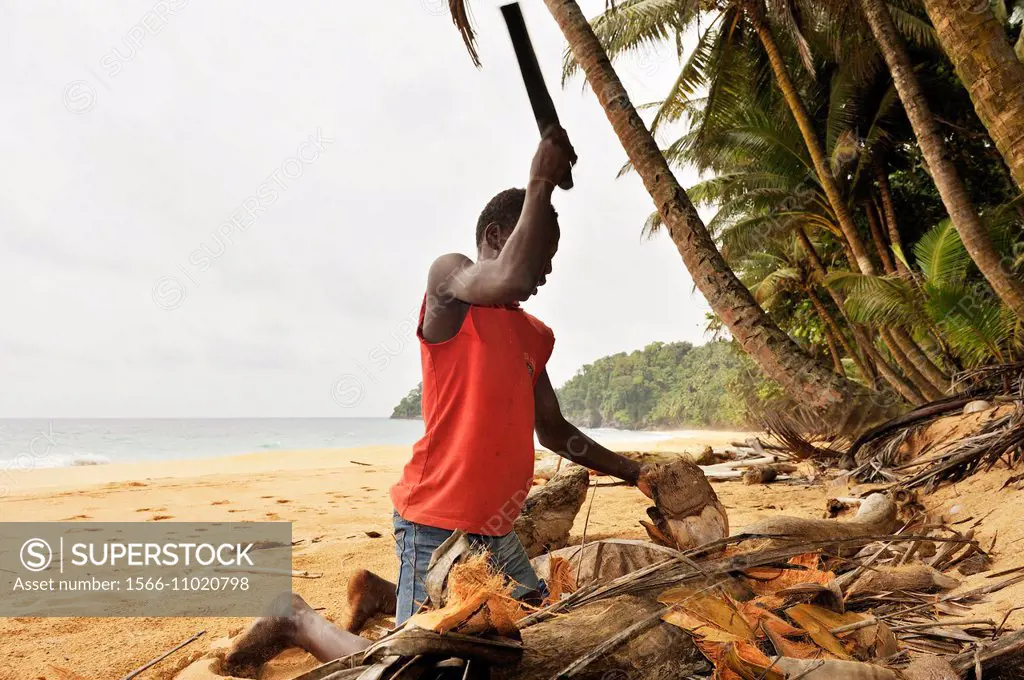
xmin=761 ymin=411 xmax=845 ymax=461
xmin=894 ymin=406 xmax=1024 ymax=491
xmin=952 ymin=360 xmax=1024 ymax=396
xmin=448 ymin=1 xmax=481 ymax=67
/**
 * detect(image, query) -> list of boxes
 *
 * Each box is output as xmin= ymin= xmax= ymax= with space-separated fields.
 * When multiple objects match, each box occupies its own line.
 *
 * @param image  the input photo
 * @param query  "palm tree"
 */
xmin=830 ymin=210 xmax=1024 ymax=368
xmin=856 ymin=0 xmax=1024 ymax=321
xmin=540 ymin=0 xmax=878 ymax=424
xmin=569 ymin=0 xmax=881 ymax=275
xmin=659 ymin=71 xmax=947 ymax=399
xmin=918 ymin=0 xmax=1024 ymax=194
xmin=572 ymin=0 xmax=960 ymax=392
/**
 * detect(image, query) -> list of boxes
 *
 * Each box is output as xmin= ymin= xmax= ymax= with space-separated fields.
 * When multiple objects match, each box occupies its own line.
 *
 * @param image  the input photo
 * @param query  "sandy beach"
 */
xmin=5 ymin=427 xmax=1024 ymax=680
xmin=1 ymin=431 xmax=772 ymax=680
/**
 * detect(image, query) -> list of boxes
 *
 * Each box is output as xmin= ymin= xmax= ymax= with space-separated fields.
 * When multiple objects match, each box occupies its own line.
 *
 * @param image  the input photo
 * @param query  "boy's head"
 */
xmin=475 ymin=188 xmax=559 ymax=296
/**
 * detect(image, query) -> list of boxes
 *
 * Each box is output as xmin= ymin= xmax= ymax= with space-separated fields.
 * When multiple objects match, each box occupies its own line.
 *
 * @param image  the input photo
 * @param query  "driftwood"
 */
xmin=840 ymin=564 xmax=960 ymax=598
xmin=743 ymin=465 xmax=778 ymax=484
xmin=494 ymin=595 xmax=706 ymax=680
xmin=121 ymin=630 xmax=206 ymax=680
xmin=741 ymin=493 xmax=897 ymax=549
xmin=642 ymin=459 xmax=729 ymax=550
xmin=514 ymin=464 xmax=590 ymax=558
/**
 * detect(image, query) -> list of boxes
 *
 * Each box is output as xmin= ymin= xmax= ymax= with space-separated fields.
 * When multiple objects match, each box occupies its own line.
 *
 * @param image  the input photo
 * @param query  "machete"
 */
xmin=500 ymin=2 xmax=574 ymax=190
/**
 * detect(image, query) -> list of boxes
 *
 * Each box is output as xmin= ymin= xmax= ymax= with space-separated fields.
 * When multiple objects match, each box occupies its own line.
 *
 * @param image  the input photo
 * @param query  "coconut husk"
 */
xmin=642 ymin=459 xmax=728 ymax=550
xmin=514 ymin=463 xmax=589 ymax=558
xmin=493 ymin=595 xmax=705 ymax=680
xmin=408 ymin=553 xmax=525 ymax=636
xmin=901 ymin=656 xmax=958 ymax=680
xmin=773 ymin=658 xmax=899 ymax=679
xmin=530 ymin=540 xmax=680 ymax=589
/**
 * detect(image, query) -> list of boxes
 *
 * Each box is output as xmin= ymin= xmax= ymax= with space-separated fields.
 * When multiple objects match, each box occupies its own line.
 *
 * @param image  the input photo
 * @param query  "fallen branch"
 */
xmin=213 ymin=566 xmax=322 ymax=578
xmin=740 ymin=494 xmax=897 ymax=550
xmin=120 ymin=630 xmax=205 ymax=680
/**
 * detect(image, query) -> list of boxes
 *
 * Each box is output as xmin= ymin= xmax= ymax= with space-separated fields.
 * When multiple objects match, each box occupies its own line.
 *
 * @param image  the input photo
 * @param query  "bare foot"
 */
xmin=341 ymin=569 xmax=397 ymax=633
xmin=223 ymin=592 xmax=305 ymax=676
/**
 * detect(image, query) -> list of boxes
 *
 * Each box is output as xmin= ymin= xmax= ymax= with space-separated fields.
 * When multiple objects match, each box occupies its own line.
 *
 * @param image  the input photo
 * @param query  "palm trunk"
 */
xmin=823 ymin=325 xmax=845 ymax=375
xmin=543 ymin=0 xmax=877 ymax=426
xmin=863 ymin=199 xmax=949 ymax=393
xmin=889 ymin=328 xmax=948 ymax=397
xmin=920 ymin=0 xmax=1024 ymax=193
xmin=806 ymin=287 xmax=846 ymax=375
xmin=794 ymin=229 xmax=931 ymax=403
xmin=873 ymin=334 xmax=926 ymax=405
xmin=858 ymin=0 xmax=1024 ymax=321
xmin=864 ymin=201 xmax=895 ymax=274
xmin=795 ymin=229 xmax=877 ymax=382
xmin=746 ymin=1 xmax=877 ymax=277
xmin=881 ymin=329 xmax=941 ymax=401
xmin=873 ymin=342 xmax=926 ymax=405
xmin=874 ymin=167 xmax=912 ymax=277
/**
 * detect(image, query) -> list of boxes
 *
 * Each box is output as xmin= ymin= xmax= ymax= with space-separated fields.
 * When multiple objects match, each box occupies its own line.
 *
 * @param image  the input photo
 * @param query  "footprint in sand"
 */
xmin=151 ymin=514 xmax=173 ymax=521
xmin=275 ymin=499 xmax=291 ymax=504
xmin=61 ymin=514 xmax=91 ymax=521
xmin=228 ymin=509 xmax=244 ymax=513
xmin=135 ymin=508 xmax=152 ymax=512
xmin=125 ymin=481 xmax=147 ymax=487
xmin=260 ymin=495 xmax=274 ymax=499
xmin=265 ymin=512 xmax=281 ymax=520
xmin=211 ymin=500 xmax=230 ymax=506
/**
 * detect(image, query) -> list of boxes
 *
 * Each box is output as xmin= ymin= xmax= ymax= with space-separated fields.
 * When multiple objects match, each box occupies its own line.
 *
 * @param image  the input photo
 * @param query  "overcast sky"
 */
xmin=1 ymin=0 xmax=710 ymax=418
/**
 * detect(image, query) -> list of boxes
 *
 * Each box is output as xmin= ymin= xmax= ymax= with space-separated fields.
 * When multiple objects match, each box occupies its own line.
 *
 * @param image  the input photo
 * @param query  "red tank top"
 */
xmin=390 ymin=299 xmax=555 ymax=536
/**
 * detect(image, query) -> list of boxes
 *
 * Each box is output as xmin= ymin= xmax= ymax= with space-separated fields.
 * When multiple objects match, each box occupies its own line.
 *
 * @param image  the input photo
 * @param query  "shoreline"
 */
xmin=0 ymin=427 xmax=755 ymax=485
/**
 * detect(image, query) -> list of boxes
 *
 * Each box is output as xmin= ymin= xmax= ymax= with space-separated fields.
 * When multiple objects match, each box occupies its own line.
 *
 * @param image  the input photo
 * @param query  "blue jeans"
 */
xmin=392 ymin=511 xmax=542 ymax=625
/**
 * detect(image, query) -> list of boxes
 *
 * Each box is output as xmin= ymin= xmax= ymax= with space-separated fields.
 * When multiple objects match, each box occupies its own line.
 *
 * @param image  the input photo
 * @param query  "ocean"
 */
xmin=0 ymin=419 xmax=682 ymax=471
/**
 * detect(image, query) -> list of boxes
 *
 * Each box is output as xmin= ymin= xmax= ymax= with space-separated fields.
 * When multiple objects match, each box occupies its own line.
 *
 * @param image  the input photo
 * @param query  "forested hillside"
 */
xmin=390 ymin=383 xmax=422 ymax=419
xmin=556 ymin=341 xmax=773 ymax=429
xmin=390 ymin=341 xmax=776 ymax=429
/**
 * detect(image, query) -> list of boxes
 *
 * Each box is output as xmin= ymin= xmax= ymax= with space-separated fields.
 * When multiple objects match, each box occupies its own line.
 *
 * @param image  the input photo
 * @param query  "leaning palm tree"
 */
xmin=856 ymin=0 xmax=1024 ymax=321
xmin=916 ymin=0 xmax=1024 ymax=194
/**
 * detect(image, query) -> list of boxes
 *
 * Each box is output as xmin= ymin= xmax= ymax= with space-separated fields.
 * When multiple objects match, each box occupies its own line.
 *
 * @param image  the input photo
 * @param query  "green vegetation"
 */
xmin=391 ymin=341 xmax=779 ymax=429
xmin=390 ymin=383 xmax=422 ymax=419
xmin=556 ymin=341 xmax=776 ymax=430
xmin=560 ymin=0 xmax=1024 ymax=408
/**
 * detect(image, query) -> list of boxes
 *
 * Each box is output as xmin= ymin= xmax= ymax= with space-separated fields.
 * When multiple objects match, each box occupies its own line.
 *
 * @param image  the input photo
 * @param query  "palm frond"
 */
xmin=562 ymin=0 xmax=698 ymax=83
xmin=776 ymin=0 xmax=816 ymax=73
xmin=886 ymin=4 xmax=940 ymax=49
xmin=940 ymin=297 xmax=1019 ymax=366
xmin=650 ymin=11 xmax=731 ymax=132
xmin=642 ymin=209 xmax=664 ymax=239
xmin=826 ymin=271 xmax=925 ymax=328
xmin=751 ymin=266 xmax=803 ymax=304
xmin=913 ymin=218 xmax=971 ymax=286
xmin=448 ymin=0 xmax=480 ymax=67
